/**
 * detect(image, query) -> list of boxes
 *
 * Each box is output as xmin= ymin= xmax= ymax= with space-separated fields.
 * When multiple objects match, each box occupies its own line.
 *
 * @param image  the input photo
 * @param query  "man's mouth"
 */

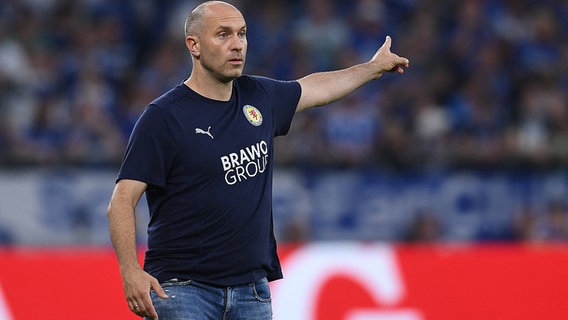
xmin=228 ymin=58 xmax=243 ymax=65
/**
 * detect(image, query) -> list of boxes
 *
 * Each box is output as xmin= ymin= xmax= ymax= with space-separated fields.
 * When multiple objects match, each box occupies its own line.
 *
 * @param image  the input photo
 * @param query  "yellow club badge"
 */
xmin=243 ymin=105 xmax=263 ymax=126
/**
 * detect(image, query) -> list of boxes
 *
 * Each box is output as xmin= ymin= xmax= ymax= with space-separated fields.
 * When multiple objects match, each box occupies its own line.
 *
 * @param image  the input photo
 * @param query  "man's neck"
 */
xmin=184 ymin=74 xmax=233 ymax=102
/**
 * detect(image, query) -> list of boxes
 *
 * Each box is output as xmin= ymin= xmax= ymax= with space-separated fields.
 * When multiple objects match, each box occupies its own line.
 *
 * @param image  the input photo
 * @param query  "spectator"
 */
xmin=293 ymin=0 xmax=349 ymax=70
xmin=403 ymin=209 xmax=444 ymax=243
xmin=0 ymin=0 xmax=567 ymax=171
xmin=511 ymin=205 xmax=540 ymax=242
xmin=321 ymin=94 xmax=381 ymax=167
xmin=541 ymin=200 xmax=568 ymax=241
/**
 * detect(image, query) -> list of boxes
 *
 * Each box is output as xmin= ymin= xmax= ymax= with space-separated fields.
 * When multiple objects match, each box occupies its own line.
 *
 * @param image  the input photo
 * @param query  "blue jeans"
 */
xmin=147 ymin=277 xmax=272 ymax=320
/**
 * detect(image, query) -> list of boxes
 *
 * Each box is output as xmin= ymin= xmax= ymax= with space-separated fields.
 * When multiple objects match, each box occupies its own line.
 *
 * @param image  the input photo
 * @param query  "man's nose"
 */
xmin=231 ymin=35 xmax=245 ymax=51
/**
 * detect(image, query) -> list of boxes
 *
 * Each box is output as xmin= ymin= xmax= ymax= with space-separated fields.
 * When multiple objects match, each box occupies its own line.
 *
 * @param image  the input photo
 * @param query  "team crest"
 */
xmin=243 ymin=105 xmax=263 ymax=126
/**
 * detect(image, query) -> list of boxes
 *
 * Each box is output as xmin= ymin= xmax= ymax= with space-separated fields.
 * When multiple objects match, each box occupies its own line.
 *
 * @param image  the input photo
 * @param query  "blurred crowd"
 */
xmin=1 ymin=0 xmax=568 ymax=244
xmin=1 ymin=0 xmax=568 ymax=170
xmin=401 ymin=199 xmax=568 ymax=243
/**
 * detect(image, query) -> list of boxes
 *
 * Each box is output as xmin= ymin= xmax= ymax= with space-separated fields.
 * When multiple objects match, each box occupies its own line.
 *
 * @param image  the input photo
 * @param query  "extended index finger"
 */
xmin=141 ymin=292 xmax=159 ymax=319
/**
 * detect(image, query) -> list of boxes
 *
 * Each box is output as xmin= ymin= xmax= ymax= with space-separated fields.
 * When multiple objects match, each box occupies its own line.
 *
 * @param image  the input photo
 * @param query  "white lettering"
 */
xmin=239 ymin=149 xmax=251 ymax=163
xmin=246 ymin=144 xmax=262 ymax=159
xmin=230 ymin=153 xmax=240 ymax=168
xmin=235 ymin=166 xmax=247 ymax=182
xmin=245 ymin=160 xmax=258 ymax=176
xmin=221 ymin=156 xmax=232 ymax=171
xmin=271 ymin=243 xmax=423 ymax=320
xmin=220 ymin=140 xmax=270 ymax=185
xmin=260 ymin=140 xmax=268 ymax=154
xmin=224 ymin=169 xmax=237 ymax=185
xmin=222 ymin=155 xmax=270 ymax=185
xmin=259 ymin=155 xmax=268 ymax=173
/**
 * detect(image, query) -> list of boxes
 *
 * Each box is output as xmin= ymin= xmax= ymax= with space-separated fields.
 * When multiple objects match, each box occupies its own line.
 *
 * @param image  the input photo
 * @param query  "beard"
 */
xmin=199 ymin=55 xmax=246 ymax=84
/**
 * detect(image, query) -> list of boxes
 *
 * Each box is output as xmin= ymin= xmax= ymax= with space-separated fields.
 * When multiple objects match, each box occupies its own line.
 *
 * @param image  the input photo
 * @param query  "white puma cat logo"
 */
xmin=195 ymin=126 xmax=214 ymax=139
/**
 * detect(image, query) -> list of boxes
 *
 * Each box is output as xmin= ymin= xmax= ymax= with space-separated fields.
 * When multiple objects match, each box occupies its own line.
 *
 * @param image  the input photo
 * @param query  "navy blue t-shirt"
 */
xmin=117 ymin=75 xmax=301 ymax=286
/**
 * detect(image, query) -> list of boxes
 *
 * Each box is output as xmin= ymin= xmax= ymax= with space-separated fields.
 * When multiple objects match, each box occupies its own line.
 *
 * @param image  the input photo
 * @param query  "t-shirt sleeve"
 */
xmin=116 ymin=105 xmax=176 ymax=189
xmin=254 ymin=76 xmax=302 ymax=137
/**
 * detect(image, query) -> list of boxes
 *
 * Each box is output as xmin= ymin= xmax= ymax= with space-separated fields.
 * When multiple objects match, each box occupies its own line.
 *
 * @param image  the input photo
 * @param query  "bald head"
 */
xmin=184 ymin=1 xmax=242 ymax=38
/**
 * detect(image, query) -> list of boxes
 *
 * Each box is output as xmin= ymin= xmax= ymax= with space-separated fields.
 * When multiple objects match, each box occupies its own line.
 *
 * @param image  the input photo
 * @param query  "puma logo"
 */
xmin=195 ymin=126 xmax=214 ymax=139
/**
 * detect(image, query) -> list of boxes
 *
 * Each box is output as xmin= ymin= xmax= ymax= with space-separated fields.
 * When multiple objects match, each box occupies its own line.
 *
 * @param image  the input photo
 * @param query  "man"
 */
xmin=107 ymin=1 xmax=409 ymax=319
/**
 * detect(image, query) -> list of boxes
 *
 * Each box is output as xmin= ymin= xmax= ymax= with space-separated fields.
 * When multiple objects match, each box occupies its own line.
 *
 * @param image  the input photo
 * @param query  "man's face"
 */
xmin=195 ymin=4 xmax=247 ymax=83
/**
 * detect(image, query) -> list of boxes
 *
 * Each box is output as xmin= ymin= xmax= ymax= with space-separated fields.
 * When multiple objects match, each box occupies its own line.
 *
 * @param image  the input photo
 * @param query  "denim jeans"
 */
xmin=147 ymin=277 xmax=272 ymax=320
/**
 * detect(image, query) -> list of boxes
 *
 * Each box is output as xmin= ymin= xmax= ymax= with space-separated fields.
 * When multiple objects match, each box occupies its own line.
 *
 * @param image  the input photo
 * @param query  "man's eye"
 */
xmin=238 ymin=31 xmax=246 ymax=38
xmin=219 ymin=32 xmax=227 ymax=38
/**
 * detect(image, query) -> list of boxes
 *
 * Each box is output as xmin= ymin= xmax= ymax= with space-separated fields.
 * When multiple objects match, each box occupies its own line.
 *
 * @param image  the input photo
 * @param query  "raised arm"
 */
xmin=296 ymin=36 xmax=409 ymax=112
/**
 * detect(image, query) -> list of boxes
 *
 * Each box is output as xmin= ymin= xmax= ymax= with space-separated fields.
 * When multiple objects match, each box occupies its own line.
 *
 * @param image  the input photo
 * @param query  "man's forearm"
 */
xmin=296 ymin=62 xmax=378 ymax=112
xmin=295 ymin=36 xmax=409 ymax=112
xmin=108 ymin=205 xmax=141 ymax=272
xmin=107 ymin=180 xmax=147 ymax=273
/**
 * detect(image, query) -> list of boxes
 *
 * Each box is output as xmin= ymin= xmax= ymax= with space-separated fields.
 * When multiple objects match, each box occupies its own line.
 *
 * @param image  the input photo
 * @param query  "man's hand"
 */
xmin=370 ymin=36 xmax=409 ymax=79
xmin=122 ymin=267 xmax=168 ymax=319
xmin=296 ymin=36 xmax=409 ymax=111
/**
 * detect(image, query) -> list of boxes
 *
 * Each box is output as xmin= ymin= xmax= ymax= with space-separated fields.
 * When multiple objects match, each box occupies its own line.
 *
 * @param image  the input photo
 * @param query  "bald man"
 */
xmin=107 ymin=1 xmax=409 ymax=319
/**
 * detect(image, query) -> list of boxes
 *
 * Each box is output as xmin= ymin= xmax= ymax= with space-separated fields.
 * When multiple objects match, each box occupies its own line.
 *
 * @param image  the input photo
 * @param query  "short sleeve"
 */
xmin=117 ymin=105 xmax=176 ymax=188
xmin=253 ymin=76 xmax=301 ymax=137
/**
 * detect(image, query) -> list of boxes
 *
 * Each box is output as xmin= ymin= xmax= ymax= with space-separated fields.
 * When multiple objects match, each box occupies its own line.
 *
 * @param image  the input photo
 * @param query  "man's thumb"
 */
xmin=382 ymin=36 xmax=392 ymax=50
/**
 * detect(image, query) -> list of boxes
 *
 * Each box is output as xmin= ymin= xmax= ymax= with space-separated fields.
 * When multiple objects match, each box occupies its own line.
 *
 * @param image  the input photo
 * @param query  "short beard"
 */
xmin=204 ymin=64 xmax=243 ymax=84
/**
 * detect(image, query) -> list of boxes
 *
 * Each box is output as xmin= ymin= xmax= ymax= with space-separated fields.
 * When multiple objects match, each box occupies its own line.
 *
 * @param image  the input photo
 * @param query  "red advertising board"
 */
xmin=273 ymin=243 xmax=568 ymax=320
xmin=1 ymin=243 xmax=567 ymax=320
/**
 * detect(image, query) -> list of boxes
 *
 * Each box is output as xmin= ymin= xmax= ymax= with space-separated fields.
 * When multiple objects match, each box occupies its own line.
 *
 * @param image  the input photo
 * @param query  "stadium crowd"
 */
xmin=1 ymin=0 xmax=568 ymax=169
xmin=0 ymin=0 xmax=567 ymax=243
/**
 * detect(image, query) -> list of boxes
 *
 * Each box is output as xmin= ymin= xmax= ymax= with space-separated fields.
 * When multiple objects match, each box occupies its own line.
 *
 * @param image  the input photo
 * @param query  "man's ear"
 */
xmin=186 ymin=36 xmax=200 ymax=58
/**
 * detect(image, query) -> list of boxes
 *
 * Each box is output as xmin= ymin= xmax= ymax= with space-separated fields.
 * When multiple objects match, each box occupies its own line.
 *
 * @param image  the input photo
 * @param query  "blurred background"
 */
xmin=3 ymin=1 xmax=568 ymax=319
xmin=1 ymin=0 xmax=568 ymax=247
